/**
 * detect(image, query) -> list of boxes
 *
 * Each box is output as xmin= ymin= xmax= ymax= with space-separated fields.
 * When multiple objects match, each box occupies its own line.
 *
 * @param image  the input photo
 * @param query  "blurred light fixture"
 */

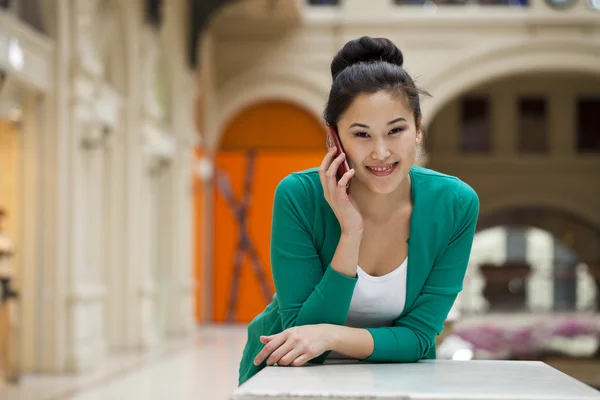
xmin=8 ymin=105 xmax=21 ymax=123
xmin=438 ymin=335 xmax=475 ymax=360
xmin=452 ymin=348 xmax=474 ymax=361
xmin=196 ymin=156 xmax=214 ymax=181
xmin=8 ymin=38 xmax=24 ymax=71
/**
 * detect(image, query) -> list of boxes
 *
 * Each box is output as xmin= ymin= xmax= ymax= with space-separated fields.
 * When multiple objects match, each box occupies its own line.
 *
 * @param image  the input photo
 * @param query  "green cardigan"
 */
xmin=238 ymin=165 xmax=480 ymax=385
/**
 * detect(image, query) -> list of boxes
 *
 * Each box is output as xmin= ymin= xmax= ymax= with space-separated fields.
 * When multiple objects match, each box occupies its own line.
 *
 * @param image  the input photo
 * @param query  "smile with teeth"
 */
xmin=367 ymin=163 xmax=396 ymax=172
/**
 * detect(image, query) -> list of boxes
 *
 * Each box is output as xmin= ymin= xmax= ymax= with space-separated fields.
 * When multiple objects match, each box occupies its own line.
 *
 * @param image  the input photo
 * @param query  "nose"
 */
xmin=371 ymin=137 xmax=391 ymax=160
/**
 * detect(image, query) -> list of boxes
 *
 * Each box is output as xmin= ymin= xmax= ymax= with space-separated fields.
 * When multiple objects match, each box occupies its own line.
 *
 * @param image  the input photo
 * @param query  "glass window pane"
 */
xmin=577 ymin=98 xmax=600 ymax=152
xmin=460 ymin=96 xmax=491 ymax=153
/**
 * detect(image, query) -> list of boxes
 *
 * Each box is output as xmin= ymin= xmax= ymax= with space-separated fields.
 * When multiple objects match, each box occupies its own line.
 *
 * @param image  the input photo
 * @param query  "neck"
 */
xmin=350 ymin=172 xmax=413 ymax=223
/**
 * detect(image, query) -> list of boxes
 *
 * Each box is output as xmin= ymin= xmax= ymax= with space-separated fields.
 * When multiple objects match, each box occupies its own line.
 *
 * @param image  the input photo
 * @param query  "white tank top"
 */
xmin=328 ymin=256 xmax=408 ymax=359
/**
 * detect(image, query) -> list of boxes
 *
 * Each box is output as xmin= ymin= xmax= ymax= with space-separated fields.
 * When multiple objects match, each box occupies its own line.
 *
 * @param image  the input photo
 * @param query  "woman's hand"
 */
xmin=253 ymin=324 xmax=335 ymax=367
xmin=319 ymin=147 xmax=363 ymax=235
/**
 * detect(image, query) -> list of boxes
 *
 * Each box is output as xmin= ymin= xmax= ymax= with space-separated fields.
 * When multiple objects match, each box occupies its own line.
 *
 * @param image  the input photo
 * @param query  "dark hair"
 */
xmin=324 ymin=36 xmax=429 ymax=130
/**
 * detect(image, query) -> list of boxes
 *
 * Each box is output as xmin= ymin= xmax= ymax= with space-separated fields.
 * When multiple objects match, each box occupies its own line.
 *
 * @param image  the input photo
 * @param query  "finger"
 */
xmin=318 ymin=146 xmax=337 ymax=177
xmin=260 ymin=335 xmax=273 ymax=344
xmin=319 ymin=147 xmax=338 ymax=197
xmin=266 ymin=340 xmax=295 ymax=366
xmin=337 ymin=168 xmax=355 ymax=190
xmin=326 ymin=152 xmax=346 ymax=179
xmin=254 ymin=334 xmax=287 ymax=366
xmin=291 ymin=353 xmax=311 ymax=367
xmin=277 ymin=347 xmax=304 ymax=366
xmin=326 ymin=153 xmax=346 ymax=196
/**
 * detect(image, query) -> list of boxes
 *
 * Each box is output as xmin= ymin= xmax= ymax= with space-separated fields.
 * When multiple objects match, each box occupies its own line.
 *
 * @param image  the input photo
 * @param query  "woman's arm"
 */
xmin=329 ymin=325 xmax=374 ymax=359
xmin=271 ymin=174 xmax=360 ymax=330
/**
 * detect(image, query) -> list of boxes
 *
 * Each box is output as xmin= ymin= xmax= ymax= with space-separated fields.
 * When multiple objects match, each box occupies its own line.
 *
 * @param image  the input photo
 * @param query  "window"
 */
xmin=577 ymin=98 xmax=600 ymax=152
xmin=518 ymin=97 xmax=548 ymax=153
xmin=460 ymin=96 xmax=491 ymax=153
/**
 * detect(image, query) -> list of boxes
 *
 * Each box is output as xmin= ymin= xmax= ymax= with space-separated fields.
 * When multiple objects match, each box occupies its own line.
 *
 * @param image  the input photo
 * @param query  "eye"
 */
xmin=354 ymin=131 xmax=370 ymax=138
xmin=389 ymin=127 xmax=404 ymax=135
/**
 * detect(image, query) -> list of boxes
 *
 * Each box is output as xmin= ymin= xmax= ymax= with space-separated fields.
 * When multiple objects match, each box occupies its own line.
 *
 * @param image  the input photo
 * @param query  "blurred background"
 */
xmin=0 ymin=0 xmax=599 ymax=398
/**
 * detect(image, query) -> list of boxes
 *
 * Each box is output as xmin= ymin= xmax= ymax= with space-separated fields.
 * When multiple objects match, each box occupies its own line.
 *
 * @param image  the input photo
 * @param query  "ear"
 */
xmin=416 ymin=115 xmax=423 ymax=144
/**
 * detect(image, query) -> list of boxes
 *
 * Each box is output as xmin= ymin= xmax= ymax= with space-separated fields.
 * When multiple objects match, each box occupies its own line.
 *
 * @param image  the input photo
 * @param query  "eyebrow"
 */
xmin=349 ymin=117 xmax=407 ymax=129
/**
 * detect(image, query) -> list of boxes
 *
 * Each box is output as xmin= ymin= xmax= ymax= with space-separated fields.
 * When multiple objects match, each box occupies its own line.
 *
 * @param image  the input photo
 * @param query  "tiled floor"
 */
xmin=0 ymin=325 xmax=248 ymax=400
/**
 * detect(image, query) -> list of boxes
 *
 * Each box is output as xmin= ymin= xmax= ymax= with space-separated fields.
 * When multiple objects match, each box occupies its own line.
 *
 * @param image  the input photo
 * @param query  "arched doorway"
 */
xmin=457 ymin=207 xmax=600 ymax=316
xmin=195 ymin=101 xmax=327 ymax=323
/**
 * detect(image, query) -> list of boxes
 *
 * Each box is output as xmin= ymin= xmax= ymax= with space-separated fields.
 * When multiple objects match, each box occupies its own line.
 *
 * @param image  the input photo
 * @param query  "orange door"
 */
xmin=194 ymin=101 xmax=327 ymax=324
xmin=212 ymin=150 xmax=325 ymax=323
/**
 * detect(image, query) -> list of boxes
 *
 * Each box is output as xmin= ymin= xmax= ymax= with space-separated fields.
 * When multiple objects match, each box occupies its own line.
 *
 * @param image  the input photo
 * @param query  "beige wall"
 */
xmin=0 ymin=120 xmax=20 ymax=240
xmin=427 ymin=73 xmax=600 ymax=230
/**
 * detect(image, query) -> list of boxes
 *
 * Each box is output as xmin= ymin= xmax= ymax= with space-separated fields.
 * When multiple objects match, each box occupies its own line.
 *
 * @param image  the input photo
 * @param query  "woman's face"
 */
xmin=337 ymin=90 xmax=422 ymax=195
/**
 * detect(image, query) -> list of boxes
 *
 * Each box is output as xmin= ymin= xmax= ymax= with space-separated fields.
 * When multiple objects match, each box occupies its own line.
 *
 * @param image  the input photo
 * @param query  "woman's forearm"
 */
xmin=330 ymin=233 xmax=362 ymax=278
xmin=328 ymin=324 xmax=374 ymax=359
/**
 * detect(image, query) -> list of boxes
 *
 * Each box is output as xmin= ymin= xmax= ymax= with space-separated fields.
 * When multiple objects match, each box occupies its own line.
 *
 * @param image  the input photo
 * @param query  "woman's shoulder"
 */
xmin=275 ymin=167 xmax=322 ymax=200
xmin=411 ymin=165 xmax=479 ymax=212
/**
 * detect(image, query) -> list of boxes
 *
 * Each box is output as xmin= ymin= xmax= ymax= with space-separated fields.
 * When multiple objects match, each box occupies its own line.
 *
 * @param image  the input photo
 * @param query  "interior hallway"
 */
xmin=0 ymin=326 xmax=247 ymax=400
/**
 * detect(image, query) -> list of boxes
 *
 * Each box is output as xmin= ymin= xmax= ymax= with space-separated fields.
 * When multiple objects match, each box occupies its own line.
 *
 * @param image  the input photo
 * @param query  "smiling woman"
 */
xmin=237 ymin=36 xmax=480 ymax=386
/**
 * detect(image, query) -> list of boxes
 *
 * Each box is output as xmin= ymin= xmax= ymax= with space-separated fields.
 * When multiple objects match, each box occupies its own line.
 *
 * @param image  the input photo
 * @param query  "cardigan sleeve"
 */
xmin=364 ymin=181 xmax=480 ymax=362
xmin=270 ymin=174 xmax=358 ymax=331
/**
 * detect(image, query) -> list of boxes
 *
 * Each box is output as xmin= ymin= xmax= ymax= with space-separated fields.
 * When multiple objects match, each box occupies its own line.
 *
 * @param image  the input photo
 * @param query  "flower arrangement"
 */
xmin=454 ymin=318 xmax=599 ymax=359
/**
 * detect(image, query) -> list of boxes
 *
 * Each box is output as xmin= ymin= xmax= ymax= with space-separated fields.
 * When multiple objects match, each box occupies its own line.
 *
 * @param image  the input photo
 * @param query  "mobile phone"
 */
xmin=327 ymin=127 xmax=351 ymax=193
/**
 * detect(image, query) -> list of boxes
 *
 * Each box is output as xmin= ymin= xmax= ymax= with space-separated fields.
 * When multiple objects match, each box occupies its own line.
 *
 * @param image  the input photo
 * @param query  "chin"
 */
xmin=359 ymin=171 xmax=406 ymax=195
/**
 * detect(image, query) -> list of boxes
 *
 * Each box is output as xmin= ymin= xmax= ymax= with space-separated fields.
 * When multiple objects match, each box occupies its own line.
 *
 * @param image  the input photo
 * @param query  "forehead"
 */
xmin=340 ymin=91 xmax=412 ymax=125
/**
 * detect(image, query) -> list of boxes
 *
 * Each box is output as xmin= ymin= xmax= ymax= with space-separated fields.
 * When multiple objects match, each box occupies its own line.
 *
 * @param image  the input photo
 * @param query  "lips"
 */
xmin=366 ymin=162 xmax=398 ymax=176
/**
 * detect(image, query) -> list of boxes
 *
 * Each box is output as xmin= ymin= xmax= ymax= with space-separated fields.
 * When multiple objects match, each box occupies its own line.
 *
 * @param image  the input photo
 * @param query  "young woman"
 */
xmin=238 ymin=36 xmax=480 ymax=385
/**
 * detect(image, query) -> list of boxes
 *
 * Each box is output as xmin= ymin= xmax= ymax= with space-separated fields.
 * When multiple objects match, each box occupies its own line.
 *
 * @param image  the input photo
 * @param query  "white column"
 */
xmin=38 ymin=0 xmax=71 ymax=373
xmin=19 ymin=90 xmax=41 ymax=373
xmin=199 ymin=30 xmax=218 ymax=322
xmin=65 ymin=82 xmax=107 ymax=372
xmin=94 ymin=83 xmax=124 ymax=350
xmin=526 ymin=228 xmax=553 ymax=312
xmin=166 ymin=141 xmax=195 ymax=335
xmin=162 ymin=0 xmax=196 ymax=336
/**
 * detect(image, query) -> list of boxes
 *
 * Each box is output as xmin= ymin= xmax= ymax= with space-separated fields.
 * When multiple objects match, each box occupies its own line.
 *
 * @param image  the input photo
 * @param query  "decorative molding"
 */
xmin=142 ymin=121 xmax=176 ymax=169
xmin=72 ymin=0 xmax=103 ymax=78
xmin=140 ymin=27 xmax=163 ymax=121
xmin=72 ymin=75 xmax=96 ymax=103
xmin=422 ymin=38 xmax=600 ymax=124
xmin=95 ymin=83 xmax=122 ymax=129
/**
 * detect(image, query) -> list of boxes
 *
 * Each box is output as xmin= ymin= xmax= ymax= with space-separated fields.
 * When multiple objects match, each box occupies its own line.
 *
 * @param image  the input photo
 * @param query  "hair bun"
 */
xmin=331 ymin=36 xmax=404 ymax=79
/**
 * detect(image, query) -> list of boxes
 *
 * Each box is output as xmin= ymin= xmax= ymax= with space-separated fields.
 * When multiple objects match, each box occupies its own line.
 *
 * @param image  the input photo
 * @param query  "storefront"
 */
xmin=0 ymin=11 xmax=54 ymax=376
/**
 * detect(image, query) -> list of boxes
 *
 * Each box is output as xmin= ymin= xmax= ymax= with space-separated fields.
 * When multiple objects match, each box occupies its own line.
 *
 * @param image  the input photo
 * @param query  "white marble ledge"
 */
xmin=232 ymin=360 xmax=600 ymax=400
